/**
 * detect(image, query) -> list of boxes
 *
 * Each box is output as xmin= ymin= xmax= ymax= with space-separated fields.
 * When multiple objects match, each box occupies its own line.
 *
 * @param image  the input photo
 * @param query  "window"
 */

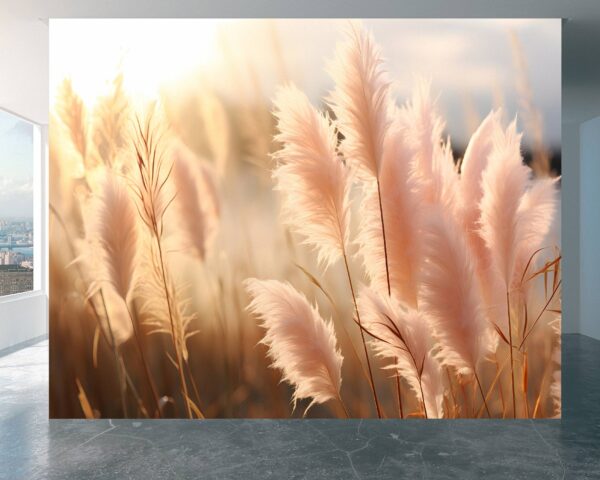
xmin=0 ymin=109 xmax=36 ymax=297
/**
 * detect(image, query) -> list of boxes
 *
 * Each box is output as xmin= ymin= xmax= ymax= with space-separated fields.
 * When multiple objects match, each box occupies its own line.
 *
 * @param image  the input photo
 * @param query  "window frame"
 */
xmin=0 ymin=107 xmax=46 ymax=300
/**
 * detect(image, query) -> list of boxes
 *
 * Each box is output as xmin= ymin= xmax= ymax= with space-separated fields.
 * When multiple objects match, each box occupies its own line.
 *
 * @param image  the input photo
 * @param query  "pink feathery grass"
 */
xmin=513 ymin=177 xmax=559 ymax=289
xmin=327 ymin=22 xmax=391 ymax=180
xmin=479 ymin=119 xmax=530 ymax=288
xmin=419 ymin=209 xmax=492 ymax=376
xmin=357 ymin=124 xmax=421 ymax=305
xmin=273 ymin=85 xmax=351 ymax=268
xmin=85 ymin=170 xmax=139 ymax=302
xmin=171 ymin=142 xmax=220 ymax=261
xmin=459 ymin=110 xmax=501 ymax=262
xmin=83 ymin=170 xmax=139 ymax=346
xmin=358 ymin=287 xmax=444 ymax=417
xmin=245 ymin=278 xmax=344 ymax=413
xmin=401 ymin=81 xmax=458 ymax=212
xmin=420 ymin=352 xmax=445 ymax=419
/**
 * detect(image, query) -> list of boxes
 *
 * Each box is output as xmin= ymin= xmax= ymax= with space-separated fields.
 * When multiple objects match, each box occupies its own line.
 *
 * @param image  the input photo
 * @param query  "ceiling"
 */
xmin=1 ymin=0 xmax=599 ymax=125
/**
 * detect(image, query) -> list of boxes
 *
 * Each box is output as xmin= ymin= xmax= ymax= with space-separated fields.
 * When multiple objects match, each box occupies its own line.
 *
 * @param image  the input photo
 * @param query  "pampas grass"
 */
xmin=273 ymin=83 xmax=382 ymax=416
xmin=357 ymin=124 xmax=421 ymax=305
xmin=459 ymin=110 xmax=501 ymax=259
xmin=480 ymin=120 xmax=530 ymax=289
xmin=49 ymin=21 xmax=560 ymax=419
xmin=91 ymin=73 xmax=130 ymax=168
xmin=401 ymin=81 xmax=457 ymax=212
xmin=327 ymin=22 xmax=391 ymax=180
xmin=84 ymin=171 xmax=139 ymax=303
xmin=513 ymin=178 xmax=559 ymax=290
xmin=358 ymin=287 xmax=436 ymax=417
xmin=56 ymin=78 xmax=88 ymax=166
xmin=245 ymin=278 xmax=345 ymax=415
xmin=171 ymin=142 xmax=220 ymax=261
xmin=272 ymin=85 xmax=350 ymax=269
xmin=419 ymin=210 xmax=492 ymax=379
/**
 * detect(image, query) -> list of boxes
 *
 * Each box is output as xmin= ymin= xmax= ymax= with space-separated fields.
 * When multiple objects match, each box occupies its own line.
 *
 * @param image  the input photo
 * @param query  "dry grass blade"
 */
xmin=519 ymin=280 xmax=562 ymax=350
xmin=76 ymin=378 xmax=95 ymax=419
xmin=92 ymin=326 xmax=100 ymax=368
xmin=130 ymin=107 xmax=193 ymax=418
xmin=294 ymin=262 xmax=337 ymax=309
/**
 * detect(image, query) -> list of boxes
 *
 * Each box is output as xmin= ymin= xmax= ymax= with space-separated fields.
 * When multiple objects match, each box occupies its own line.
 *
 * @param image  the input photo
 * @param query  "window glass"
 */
xmin=0 ymin=109 xmax=34 ymax=296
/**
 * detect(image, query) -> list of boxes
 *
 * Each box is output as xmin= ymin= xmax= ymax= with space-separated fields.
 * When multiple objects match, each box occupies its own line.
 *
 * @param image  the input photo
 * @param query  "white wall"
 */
xmin=0 ymin=120 xmax=48 ymax=351
xmin=0 ymin=292 xmax=47 ymax=351
xmin=0 ymin=11 xmax=49 ymax=349
xmin=561 ymin=121 xmax=581 ymax=333
xmin=0 ymin=14 xmax=49 ymax=125
xmin=580 ymin=116 xmax=600 ymax=340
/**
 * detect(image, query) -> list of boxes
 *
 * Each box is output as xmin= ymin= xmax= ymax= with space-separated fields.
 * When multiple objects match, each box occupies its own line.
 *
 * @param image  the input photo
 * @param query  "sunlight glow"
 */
xmin=50 ymin=19 xmax=222 ymax=106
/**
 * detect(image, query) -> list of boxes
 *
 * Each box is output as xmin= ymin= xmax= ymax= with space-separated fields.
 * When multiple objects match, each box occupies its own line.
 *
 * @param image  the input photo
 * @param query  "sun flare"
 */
xmin=50 ymin=19 xmax=221 ymax=106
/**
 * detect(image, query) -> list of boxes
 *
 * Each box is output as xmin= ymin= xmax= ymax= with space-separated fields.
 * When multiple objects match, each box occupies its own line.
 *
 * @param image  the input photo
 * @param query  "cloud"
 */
xmin=0 ymin=176 xmax=33 ymax=196
xmin=0 ymin=177 xmax=33 ymax=218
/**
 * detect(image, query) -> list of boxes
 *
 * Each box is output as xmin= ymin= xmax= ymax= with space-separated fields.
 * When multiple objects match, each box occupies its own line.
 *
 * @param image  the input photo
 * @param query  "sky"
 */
xmin=50 ymin=18 xmax=561 ymax=149
xmin=0 ymin=109 xmax=33 ymax=218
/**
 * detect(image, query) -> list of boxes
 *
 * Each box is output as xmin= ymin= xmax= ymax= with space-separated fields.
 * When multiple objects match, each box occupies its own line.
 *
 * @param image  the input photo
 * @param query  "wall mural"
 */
xmin=49 ymin=19 xmax=561 ymax=418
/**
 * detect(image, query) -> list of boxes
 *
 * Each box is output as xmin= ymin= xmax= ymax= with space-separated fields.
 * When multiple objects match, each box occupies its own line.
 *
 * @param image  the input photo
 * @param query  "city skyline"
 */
xmin=0 ymin=216 xmax=33 ymax=295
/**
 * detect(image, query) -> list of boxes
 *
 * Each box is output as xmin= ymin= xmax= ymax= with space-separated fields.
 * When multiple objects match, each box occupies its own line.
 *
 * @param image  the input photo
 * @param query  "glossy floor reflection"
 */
xmin=0 ymin=335 xmax=599 ymax=479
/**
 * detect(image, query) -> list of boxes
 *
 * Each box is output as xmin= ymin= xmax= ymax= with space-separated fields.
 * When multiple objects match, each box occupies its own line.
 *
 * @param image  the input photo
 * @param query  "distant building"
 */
xmin=0 ymin=250 xmax=24 ymax=265
xmin=0 ymin=265 xmax=33 ymax=296
xmin=20 ymin=260 xmax=33 ymax=269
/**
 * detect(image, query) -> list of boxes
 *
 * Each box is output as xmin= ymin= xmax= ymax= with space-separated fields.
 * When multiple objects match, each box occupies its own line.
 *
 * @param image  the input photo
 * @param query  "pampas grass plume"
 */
xmin=328 ymin=22 xmax=391 ymax=179
xmin=479 ymin=119 xmax=530 ymax=287
xmin=171 ymin=142 xmax=220 ymax=260
xmin=273 ymin=85 xmax=350 ymax=268
xmin=85 ymin=170 xmax=139 ymax=303
xmin=419 ymin=209 xmax=492 ymax=376
xmin=245 ymin=278 xmax=343 ymax=413
xmin=358 ymin=288 xmax=428 ymax=400
xmin=357 ymin=124 xmax=421 ymax=304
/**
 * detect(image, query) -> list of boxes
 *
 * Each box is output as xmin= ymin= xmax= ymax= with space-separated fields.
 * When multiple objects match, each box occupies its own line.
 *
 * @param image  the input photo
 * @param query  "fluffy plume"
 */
xmin=85 ymin=171 xmax=139 ymax=302
xmin=479 ymin=120 xmax=530 ymax=287
xmin=245 ymin=278 xmax=343 ymax=412
xmin=137 ymin=259 xmax=196 ymax=362
xmin=419 ymin=209 xmax=492 ymax=375
xmin=401 ymin=81 xmax=458 ymax=211
xmin=199 ymin=89 xmax=231 ymax=177
xmin=273 ymin=85 xmax=350 ymax=268
xmin=171 ymin=142 xmax=220 ymax=260
xmin=101 ymin=286 xmax=134 ymax=347
xmin=458 ymin=111 xmax=506 ymax=343
xmin=512 ymin=178 xmax=559 ymax=288
xmin=357 ymin=124 xmax=421 ymax=305
xmin=459 ymin=110 xmax=501 ymax=260
xmin=91 ymin=73 xmax=130 ymax=168
xmin=328 ymin=22 xmax=391 ymax=179
xmin=56 ymin=78 xmax=88 ymax=165
xmin=358 ymin=288 xmax=429 ymax=405
xmin=81 ymin=171 xmax=139 ymax=347
xmin=420 ymin=354 xmax=445 ymax=419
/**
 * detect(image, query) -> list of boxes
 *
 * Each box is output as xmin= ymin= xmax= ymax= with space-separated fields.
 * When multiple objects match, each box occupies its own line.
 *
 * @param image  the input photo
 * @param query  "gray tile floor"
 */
xmin=1 ymin=335 xmax=599 ymax=479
